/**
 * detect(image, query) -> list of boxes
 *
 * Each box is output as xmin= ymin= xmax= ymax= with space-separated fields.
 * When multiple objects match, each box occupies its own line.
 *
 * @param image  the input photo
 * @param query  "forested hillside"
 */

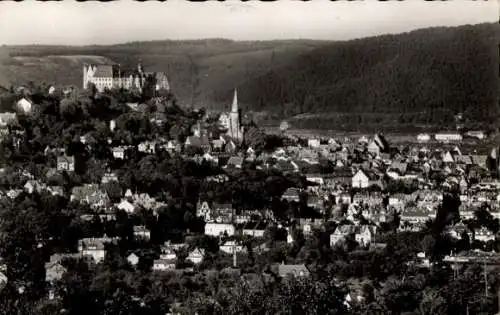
xmin=227 ymin=23 xmax=499 ymax=131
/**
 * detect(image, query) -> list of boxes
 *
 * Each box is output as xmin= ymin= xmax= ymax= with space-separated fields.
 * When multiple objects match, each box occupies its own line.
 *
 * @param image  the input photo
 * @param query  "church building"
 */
xmin=219 ymin=89 xmax=244 ymax=143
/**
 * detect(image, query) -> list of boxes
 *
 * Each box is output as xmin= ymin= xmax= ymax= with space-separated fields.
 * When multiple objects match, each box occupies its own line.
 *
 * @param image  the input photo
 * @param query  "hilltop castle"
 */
xmin=83 ymin=62 xmax=169 ymax=93
xmin=219 ymin=89 xmax=244 ymax=143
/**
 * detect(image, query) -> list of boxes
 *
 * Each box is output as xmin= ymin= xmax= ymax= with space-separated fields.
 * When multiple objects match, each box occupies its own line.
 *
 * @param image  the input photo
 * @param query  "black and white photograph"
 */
xmin=0 ymin=0 xmax=498 ymax=314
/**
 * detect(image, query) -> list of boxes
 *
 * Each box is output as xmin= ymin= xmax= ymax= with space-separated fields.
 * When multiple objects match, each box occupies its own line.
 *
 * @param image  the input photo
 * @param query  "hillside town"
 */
xmin=0 ymin=72 xmax=499 ymax=314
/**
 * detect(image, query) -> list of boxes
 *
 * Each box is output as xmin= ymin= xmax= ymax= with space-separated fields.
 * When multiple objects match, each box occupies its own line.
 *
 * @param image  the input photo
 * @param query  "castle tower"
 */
xmin=228 ymin=88 xmax=242 ymax=142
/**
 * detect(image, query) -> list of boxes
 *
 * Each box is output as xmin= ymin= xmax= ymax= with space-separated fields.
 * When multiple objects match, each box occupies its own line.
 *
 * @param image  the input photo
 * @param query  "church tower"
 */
xmin=228 ymin=88 xmax=242 ymax=142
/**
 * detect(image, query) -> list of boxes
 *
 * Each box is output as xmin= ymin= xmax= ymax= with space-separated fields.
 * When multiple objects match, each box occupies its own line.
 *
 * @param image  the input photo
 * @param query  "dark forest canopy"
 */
xmin=220 ymin=23 xmax=499 ymax=130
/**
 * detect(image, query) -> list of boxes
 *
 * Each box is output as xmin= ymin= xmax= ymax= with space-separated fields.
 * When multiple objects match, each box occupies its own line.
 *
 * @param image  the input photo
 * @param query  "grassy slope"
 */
xmin=0 ymin=39 xmax=327 ymax=109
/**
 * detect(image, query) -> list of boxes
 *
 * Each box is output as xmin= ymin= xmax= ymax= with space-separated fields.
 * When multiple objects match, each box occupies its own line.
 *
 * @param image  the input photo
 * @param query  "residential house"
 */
xmin=185 ymin=136 xmax=201 ymax=149
xmin=276 ymin=263 xmax=310 ymax=278
xmin=138 ymin=141 xmax=156 ymax=154
xmin=220 ymin=240 xmax=244 ymax=254
xmin=282 ymin=187 xmax=300 ymax=202
xmin=45 ymin=261 xmax=67 ymax=283
xmin=186 ymin=248 xmax=205 ymax=264
xmin=355 ymin=225 xmax=377 ymax=247
xmin=442 ymin=151 xmax=454 ymax=164
xmin=330 ymin=225 xmax=357 ymax=246
xmin=274 ymin=159 xmax=300 ymax=173
xmin=466 ymin=130 xmax=486 ymax=140
xmin=24 ymin=180 xmax=45 ymax=194
xmin=57 ymin=155 xmax=75 ymax=172
xmin=417 ymin=133 xmax=431 ymax=143
xmin=116 ymin=199 xmax=136 ymax=213
xmin=133 ymin=226 xmax=151 ymax=240
xmin=352 ymin=170 xmax=369 ymax=188
xmin=71 ymin=184 xmax=110 ymax=209
xmin=242 ymin=222 xmax=267 ymax=238
xmin=112 ymin=146 xmax=126 ymax=159
xmin=152 ymin=259 xmax=176 ymax=271
xmin=212 ymin=139 xmax=225 ymax=151
xmin=160 ymin=246 xmax=178 ymax=260
xmin=77 ymin=237 xmax=116 ymax=263
xmin=367 ymin=140 xmax=382 ymax=156
xmin=400 ymin=208 xmax=435 ymax=225
xmin=164 ymin=140 xmax=181 ymax=153
xmin=225 ymin=156 xmax=243 ymax=169
xmin=47 ymin=186 xmax=64 ymax=196
xmin=307 ymin=139 xmax=320 ymax=148
xmin=204 ymin=223 xmax=235 ymax=237
xmin=435 ymin=133 xmax=463 ymax=143
xmin=0 ymin=112 xmax=17 ymax=127
xmin=101 ymin=172 xmax=118 ymax=184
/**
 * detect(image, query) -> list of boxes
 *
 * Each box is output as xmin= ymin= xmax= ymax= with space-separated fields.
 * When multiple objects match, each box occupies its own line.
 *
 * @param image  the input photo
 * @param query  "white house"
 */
xmin=352 ymin=170 xmax=369 ymax=188
xmin=186 ymin=248 xmax=205 ymax=264
xmin=133 ymin=226 xmax=151 ymax=240
xmin=417 ymin=133 xmax=431 ymax=143
xmin=220 ymin=241 xmax=244 ymax=254
xmin=112 ymin=147 xmax=126 ymax=160
xmin=152 ymin=259 xmax=176 ymax=271
xmin=204 ymin=223 xmax=235 ymax=237
xmin=242 ymin=228 xmax=266 ymax=238
xmin=466 ymin=130 xmax=486 ymax=140
xmin=442 ymin=151 xmax=454 ymax=163
xmin=355 ymin=226 xmax=377 ymax=247
xmin=367 ymin=140 xmax=381 ymax=156
xmin=307 ymin=139 xmax=320 ymax=148
xmin=117 ymin=199 xmax=135 ymax=213
xmin=160 ymin=247 xmax=178 ymax=260
xmin=77 ymin=239 xmax=107 ymax=263
xmin=435 ymin=133 xmax=463 ymax=143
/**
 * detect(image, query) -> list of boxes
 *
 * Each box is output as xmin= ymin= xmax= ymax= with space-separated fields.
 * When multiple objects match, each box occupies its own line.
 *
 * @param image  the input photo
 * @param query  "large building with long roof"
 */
xmin=83 ymin=62 xmax=170 ymax=93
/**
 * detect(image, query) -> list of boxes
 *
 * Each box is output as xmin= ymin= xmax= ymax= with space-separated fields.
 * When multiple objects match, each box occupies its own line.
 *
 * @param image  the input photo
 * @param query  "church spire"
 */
xmin=231 ymin=88 xmax=238 ymax=113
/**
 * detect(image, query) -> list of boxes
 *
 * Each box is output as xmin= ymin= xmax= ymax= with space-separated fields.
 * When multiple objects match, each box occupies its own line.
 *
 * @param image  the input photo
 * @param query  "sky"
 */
xmin=0 ymin=0 xmax=497 ymax=45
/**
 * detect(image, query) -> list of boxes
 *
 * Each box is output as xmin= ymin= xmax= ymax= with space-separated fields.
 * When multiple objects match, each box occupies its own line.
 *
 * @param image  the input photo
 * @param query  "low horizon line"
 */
xmin=1 ymin=21 xmax=494 ymax=47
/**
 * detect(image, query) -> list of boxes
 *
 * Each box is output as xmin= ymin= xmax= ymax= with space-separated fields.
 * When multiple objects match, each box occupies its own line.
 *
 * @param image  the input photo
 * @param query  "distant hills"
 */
xmin=0 ymin=39 xmax=327 ymax=111
xmin=230 ymin=23 xmax=499 ymax=131
xmin=0 ymin=23 xmax=498 ymax=131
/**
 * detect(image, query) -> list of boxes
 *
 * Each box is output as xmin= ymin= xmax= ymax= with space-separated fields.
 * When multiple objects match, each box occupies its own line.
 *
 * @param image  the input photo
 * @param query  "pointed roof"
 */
xmin=231 ymin=88 xmax=238 ymax=113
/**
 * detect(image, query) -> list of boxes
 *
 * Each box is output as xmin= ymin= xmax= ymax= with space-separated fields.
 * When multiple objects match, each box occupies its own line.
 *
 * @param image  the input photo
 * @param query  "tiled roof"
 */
xmin=93 ymin=65 xmax=119 ymax=77
xmin=277 ymin=264 xmax=310 ymax=277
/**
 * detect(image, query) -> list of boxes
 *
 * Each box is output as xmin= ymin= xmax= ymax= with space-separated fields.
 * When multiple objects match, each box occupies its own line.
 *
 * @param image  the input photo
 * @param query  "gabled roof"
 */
xmin=390 ymin=161 xmax=408 ymax=174
xmin=186 ymin=136 xmax=201 ymax=147
xmin=57 ymin=155 xmax=75 ymax=164
xmin=226 ymin=156 xmax=243 ymax=167
xmin=456 ymin=155 xmax=473 ymax=165
xmin=471 ymin=155 xmax=487 ymax=167
xmin=277 ymin=264 xmax=310 ymax=278
xmin=442 ymin=151 xmax=454 ymax=163
xmin=92 ymin=64 xmax=119 ymax=77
